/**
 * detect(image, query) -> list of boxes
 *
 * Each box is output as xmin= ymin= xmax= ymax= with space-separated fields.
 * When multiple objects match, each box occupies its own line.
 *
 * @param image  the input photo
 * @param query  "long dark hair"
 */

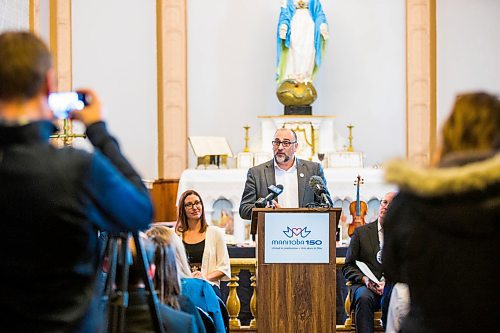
xmin=175 ymin=189 xmax=208 ymax=234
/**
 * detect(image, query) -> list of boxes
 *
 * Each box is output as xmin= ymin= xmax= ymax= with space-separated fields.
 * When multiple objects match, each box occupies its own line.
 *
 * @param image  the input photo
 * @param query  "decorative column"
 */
xmin=406 ymin=0 xmax=437 ymax=166
xmin=156 ymin=0 xmax=188 ymax=179
xmin=48 ymin=0 xmax=74 ymax=146
xmin=49 ymin=0 xmax=72 ymax=92
xmin=29 ymin=0 xmax=40 ymax=34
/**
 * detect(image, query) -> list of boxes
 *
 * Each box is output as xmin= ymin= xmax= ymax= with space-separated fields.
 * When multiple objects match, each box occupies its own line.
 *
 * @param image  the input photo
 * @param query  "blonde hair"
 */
xmin=146 ymin=225 xmax=192 ymax=279
xmin=441 ymin=92 xmax=500 ymax=158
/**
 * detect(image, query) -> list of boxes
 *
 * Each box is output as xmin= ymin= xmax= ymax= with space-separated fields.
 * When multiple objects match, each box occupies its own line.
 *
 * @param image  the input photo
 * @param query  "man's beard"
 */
xmin=274 ymin=152 xmax=290 ymax=164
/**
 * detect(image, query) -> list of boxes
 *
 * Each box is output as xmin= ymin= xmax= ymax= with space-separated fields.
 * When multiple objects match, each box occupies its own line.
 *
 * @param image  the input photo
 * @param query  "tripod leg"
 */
xmin=116 ymin=234 xmax=130 ymax=333
xmin=102 ymin=235 xmax=117 ymax=301
xmin=133 ymin=232 xmax=165 ymax=333
xmin=107 ymin=234 xmax=130 ymax=333
xmin=92 ymin=232 xmax=113 ymax=333
xmin=104 ymin=236 xmax=120 ymax=333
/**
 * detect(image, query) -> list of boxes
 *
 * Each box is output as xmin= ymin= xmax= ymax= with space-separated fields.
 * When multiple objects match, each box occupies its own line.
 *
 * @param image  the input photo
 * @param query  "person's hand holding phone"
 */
xmin=70 ymin=89 xmax=102 ymax=126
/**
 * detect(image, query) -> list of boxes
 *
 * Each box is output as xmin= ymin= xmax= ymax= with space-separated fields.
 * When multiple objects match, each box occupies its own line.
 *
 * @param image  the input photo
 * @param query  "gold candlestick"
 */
xmin=347 ymin=124 xmax=354 ymax=152
xmin=243 ymin=125 xmax=250 ymax=152
xmin=50 ymin=119 xmax=86 ymax=146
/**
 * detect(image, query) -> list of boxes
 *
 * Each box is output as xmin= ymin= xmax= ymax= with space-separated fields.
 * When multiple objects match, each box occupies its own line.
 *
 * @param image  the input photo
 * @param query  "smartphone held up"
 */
xmin=48 ymin=92 xmax=91 ymax=119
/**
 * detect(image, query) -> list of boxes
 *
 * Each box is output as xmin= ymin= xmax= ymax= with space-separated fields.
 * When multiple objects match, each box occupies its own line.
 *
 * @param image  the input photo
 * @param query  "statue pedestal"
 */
xmin=257 ymin=115 xmax=345 ymax=161
xmin=284 ymin=105 xmax=312 ymax=115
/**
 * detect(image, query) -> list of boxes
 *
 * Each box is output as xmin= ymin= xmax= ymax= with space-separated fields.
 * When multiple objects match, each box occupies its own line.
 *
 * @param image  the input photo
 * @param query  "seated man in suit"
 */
xmin=342 ymin=192 xmax=396 ymax=333
xmin=239 ymin=128 xmax=332 ymax=220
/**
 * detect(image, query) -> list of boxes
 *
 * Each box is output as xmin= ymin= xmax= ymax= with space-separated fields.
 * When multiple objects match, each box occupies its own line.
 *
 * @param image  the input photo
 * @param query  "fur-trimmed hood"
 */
xmin=383 ymin=151 xmax=499 ymax=240
xmin=381 ymin=154 xmax=500 ymax=333
xmin=384 ymin=153 xmax=500 ymax=198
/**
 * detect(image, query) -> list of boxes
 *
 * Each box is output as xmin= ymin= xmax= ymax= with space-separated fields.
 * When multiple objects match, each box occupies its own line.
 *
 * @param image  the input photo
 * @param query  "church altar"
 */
xmin=257 ymin=115 xmax=344 ymax=159
xmin=177 ymin=167 xmax=397 ymax=243
xmin=183 ymin=112 xmax=396 ymax=244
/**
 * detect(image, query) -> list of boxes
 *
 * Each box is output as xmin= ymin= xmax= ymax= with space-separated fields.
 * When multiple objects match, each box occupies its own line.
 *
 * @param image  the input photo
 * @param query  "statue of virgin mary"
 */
xmin=276 ymin=0 xmax=329 ymax=84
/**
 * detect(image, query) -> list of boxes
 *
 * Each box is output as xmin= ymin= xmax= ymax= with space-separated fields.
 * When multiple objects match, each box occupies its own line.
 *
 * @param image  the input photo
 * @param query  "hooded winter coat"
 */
xmin=382 ymin=152 xmax=500 ymax=333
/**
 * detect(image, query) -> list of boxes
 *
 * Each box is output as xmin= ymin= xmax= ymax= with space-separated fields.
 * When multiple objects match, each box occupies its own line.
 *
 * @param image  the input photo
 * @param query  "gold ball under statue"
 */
xmin=276 ymin=80 xmax=317 ymax=106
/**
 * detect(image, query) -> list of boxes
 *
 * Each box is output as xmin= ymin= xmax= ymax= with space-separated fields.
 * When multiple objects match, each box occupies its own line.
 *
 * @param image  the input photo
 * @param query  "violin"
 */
xmin=348 ymin=175 xmax=367 ymax=237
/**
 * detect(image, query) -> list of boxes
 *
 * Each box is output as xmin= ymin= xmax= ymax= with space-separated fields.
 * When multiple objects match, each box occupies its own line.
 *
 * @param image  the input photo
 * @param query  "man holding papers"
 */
xmin=342 ymin=192 xmax=396 ymax=333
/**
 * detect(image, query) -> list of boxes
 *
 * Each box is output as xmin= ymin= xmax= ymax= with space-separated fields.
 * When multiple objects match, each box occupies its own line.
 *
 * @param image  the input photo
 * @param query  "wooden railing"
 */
xmin=226 ymin=258 xmax=257 ymax=330
xmin=226 ymin=257 xmax=346 ymax=331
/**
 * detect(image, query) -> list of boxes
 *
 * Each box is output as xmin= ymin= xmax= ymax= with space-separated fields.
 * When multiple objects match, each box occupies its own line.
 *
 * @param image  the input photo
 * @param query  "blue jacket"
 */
xmin=0 ymin=120 xmax=153 ymax=332
xmin=181 ymin=278 xmax=225 ymax=333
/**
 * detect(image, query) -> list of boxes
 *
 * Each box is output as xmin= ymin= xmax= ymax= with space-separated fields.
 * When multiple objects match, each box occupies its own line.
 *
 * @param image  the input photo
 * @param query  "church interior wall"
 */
xmin=0 ymin=0 xmax=28 ymax=31
xmin=187 ymin=0 xmax=407 ymax=168
xmin=38 ymin=0 xmax=50 ymax=45
xmin=71 ymin=0 xmax=159 ymax=181
xmin=436 ymin=0 xmax=500 ymax=132
xmin=1 ymin=0 xmax=500 ymax=179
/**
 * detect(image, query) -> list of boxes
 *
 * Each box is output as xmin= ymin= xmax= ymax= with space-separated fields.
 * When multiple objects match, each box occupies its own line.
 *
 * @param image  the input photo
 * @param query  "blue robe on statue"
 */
xmin=276 ymin=0 xmax=328 ymax=83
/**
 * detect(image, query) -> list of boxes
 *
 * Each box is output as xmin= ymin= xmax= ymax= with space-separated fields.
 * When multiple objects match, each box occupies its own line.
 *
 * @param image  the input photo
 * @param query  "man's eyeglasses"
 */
xmin=272 ymin=140 xmax=296 ymax=148
xmin=185 ymin=201 xmax=202 ymax=209
xmin=380 ymin=200 xmax=391 ymax=207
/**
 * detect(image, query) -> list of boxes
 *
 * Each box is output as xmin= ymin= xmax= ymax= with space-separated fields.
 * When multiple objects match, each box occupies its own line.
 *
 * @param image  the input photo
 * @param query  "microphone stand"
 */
xmin=321 ymin=193 xmax=331 ymax=208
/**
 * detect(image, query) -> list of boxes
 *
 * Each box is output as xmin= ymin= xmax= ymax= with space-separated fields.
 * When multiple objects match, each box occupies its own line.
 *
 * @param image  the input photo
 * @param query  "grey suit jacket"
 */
xmin=238 ymin=158 xmax=331 ymax=220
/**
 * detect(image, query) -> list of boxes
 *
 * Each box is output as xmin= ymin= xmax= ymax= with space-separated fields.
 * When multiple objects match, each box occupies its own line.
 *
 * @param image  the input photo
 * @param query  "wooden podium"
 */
xmin=252 ymin=208 xmax=341 ymax=333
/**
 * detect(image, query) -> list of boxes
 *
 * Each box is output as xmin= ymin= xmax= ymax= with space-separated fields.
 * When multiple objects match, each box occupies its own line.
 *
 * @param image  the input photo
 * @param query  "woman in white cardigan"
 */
xmin=176 ymin=189 xmax=231 ymax=296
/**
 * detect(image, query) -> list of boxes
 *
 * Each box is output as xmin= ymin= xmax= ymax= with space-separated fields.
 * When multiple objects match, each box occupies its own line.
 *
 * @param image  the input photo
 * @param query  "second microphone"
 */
xmin=255 ymin=184 xmax=284 ymax=208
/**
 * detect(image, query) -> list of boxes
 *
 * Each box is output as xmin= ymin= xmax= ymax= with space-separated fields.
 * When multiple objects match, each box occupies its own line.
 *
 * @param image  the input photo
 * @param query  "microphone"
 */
xmin=255 ymin=184 xmax=284 ymax=208
xmin=309 ymin=176 xmax=331 ymax=207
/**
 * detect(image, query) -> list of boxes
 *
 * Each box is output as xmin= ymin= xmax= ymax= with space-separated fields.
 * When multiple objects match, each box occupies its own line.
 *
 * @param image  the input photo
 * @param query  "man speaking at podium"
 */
xmin=239 ymin=128 xmax=332 ymax=220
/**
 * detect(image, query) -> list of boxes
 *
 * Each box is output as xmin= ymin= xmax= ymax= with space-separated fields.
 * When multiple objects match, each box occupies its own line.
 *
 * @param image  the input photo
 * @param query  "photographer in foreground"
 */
xmin=0 ymin=31 xmax=153 ymax=332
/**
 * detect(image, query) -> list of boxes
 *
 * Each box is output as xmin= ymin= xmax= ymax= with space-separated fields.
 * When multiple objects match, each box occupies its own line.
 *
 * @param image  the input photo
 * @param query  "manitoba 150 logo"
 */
xmin=283 ymin=226 xmax=310 ymax=238
xmin=276 ymin=226 xmax=322 ymax=246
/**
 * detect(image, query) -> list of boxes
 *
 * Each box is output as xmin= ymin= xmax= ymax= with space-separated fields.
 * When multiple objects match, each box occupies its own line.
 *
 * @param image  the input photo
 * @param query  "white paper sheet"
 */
xmin=356 ymin=260 xmax=381 ymax=284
